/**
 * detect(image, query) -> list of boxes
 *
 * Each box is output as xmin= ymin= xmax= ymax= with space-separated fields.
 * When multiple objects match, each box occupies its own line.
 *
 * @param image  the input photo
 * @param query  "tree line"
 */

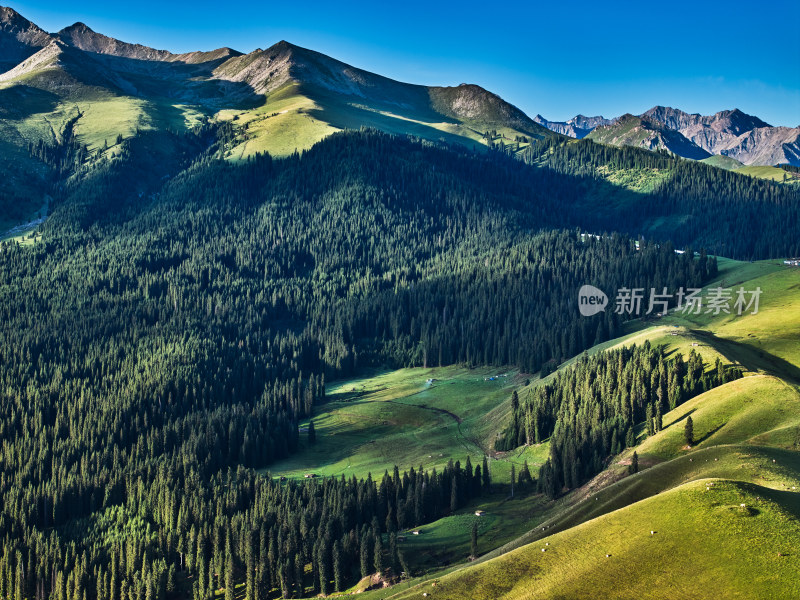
xmin=0 ymin=127 xmax=774 ymax=596
xmin=496 ymin=341 xmax=742 ymax=497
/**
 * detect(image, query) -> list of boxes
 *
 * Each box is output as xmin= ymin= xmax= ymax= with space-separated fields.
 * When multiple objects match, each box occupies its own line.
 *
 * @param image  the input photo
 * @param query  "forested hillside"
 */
xmin=0 ymin=128 xmax=717 ymax=599
xmin=524 ymin=137 xmax=800 ymax=258
xmin=498 ymin=342 xmax=743 ymax=496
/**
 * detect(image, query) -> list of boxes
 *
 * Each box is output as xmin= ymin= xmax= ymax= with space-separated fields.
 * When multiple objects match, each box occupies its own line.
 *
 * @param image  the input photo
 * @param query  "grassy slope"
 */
xmin=701 ymin=154 xmax=744 ymax=170
xmin=387 ymin=479 xmax=800 ymax=600
xmin=735 ymin=164 xmax=800 ymax=184
xmin=354 ymin=258 xmax=800 ymax=599
xmin=218 ymin=83 xmax=540 ymax=160
xmin=266 ymin=365 xmax=552 ymax=577
xmin=268 ymin=365 xmax=546 ymax=482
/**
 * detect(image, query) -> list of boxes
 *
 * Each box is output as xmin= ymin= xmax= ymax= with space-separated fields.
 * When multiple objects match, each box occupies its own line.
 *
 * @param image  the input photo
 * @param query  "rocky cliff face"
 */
xmin=0 ymin=6 xmax=55 ymax=71
xmin=642 ymin=106 xmax=798 ymax=166
xmin=724 ymin=126 xmax=800 ymax=166
xmin=57 ymin=22 xmax=241 ymax=67
xmin=587 ymin=114 xmax=711 ymax=159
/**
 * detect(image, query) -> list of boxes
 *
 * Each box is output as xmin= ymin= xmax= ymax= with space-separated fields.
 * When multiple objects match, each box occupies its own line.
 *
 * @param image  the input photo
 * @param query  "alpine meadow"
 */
xmin=0 ymin=3 xmax=799 ymax=600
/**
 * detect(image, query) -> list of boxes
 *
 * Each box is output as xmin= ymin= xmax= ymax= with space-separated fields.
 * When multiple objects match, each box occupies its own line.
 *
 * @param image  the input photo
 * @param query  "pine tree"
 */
xmin=518 ymin=460 xmax=532 ymax=486
xmin=685 ymin=415 xmax=694 ymax=446
xmin=450 ymin=477 xmax=459 ymax=513
xmin=360 ymin=533 xmax=372 ymax=579
xmin=398 ymin=550 xmax=410 ymax=579
xmin=482 ymin=456 xmax=491 ymax=492
xmin=629 ymin=451 xmax=639 ymax=474
xmin=224 ymin=536 xmax=234 ymax=600
xmin=332 ymin=541 xmax=343 ymax=592
xmin=308 ymin=421 xmax=316 ymax=445
xmin=470 ymin=522 xmax=478 ymax=558
xmin=373 ymin=533 xmax=383 ymax=575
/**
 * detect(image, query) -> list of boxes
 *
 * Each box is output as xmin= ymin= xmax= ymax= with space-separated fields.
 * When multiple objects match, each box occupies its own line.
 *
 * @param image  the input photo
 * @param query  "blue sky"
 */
xmin=10 ymin=0 xmax=800 ymax=126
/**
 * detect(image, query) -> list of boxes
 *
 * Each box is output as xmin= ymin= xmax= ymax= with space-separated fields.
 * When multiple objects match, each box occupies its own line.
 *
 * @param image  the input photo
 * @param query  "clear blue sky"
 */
xmin=9 ymin=0 xmax=800 ymax=126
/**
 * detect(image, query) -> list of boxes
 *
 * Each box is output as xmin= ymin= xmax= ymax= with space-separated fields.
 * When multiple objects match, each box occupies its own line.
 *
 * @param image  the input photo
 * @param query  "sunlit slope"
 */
xmin=267 ymin=365 xmax=546 ymax=482
xmin=363 ymin=260 xmax=800 ymax=600
xmin=387 ymin=479 xmax=800 ymax=600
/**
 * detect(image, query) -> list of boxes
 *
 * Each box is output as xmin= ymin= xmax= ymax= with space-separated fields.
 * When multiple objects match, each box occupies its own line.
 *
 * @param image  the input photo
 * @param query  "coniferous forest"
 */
xmin=496 ymin=342 xmax=743 ymax=496
xmin=0 ymin=126 xmax=797 ymax=598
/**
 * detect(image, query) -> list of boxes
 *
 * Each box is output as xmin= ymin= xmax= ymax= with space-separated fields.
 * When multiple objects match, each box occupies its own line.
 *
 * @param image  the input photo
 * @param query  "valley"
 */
xmin=0 ymin=4 xmax=798 ymax=599
xmin=246 ymin=257 xmax=800 ymax=598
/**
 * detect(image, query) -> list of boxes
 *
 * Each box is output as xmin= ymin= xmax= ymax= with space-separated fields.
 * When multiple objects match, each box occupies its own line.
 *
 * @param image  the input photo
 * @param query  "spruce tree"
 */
xmin=450 ymin=478 xmax=459 ymax=513
xmin=332 ymin=541 xmax=343 ymax=592
xmin=470 ymin=522 xmax=478 ymax=558
xmin=629 ymin=451 xmax=639 ymax=474
xmin=373 ymin=533 xmax=383 ymax=575
xmin=685 ymin=416 xmax=694 ymax=446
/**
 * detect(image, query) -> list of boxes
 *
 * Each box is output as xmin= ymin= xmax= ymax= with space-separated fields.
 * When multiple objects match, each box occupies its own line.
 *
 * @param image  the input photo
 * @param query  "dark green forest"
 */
xmin=496 ymin=342 xmax=742 ymax=496
xmin=523 ymin=137 xmax=800 ymax=259
xmin=0 ymin=127 xmax=796 ymax=598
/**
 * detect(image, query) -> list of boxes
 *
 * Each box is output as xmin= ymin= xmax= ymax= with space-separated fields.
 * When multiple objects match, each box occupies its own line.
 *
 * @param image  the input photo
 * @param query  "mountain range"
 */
xmin=1 ymin=3 xmax=797 ymax=176
xmin=0 ymin=4 xmax=551 ymax=163
xmin=533 ymin=114 xmax=613 ymax=138
xmin=2 ymin=7 xmax=800 ymax=600
xmin=536 ymin=106 xmax=800 ymax=166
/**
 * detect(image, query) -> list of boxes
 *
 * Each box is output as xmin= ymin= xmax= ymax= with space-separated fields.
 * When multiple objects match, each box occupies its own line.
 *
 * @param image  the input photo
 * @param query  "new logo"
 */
xmin=578 ymin=284 xmax=608 ymax=316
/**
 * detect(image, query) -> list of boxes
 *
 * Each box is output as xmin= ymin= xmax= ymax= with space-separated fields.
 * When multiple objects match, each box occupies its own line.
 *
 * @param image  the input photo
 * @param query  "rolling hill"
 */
xmin=1 ymin=8 xmax=799 ymax=598
xmin=348 ymin=258 xmax=800 ymax=600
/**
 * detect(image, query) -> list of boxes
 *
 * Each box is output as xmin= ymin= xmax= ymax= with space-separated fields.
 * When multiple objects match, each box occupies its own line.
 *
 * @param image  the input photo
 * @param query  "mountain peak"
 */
xmin=587 ymin=112 xmax=711 ymax=159
xmin=0 ymin=5 xmax=17 ymax=21
xmin=0 ymin=5 xmax=48 ymax=34
xmin=62 ymin=21 xmax=94 ymax=33
xmin=271 ymin=40 xmax=295 ymax=50
xmin=0 ymin=5 xmax=55 ymax=71
xmin=0 ymin=5 xmax=29 ymax=26
xmin=533 ymin=114 xmax=612 ymax=139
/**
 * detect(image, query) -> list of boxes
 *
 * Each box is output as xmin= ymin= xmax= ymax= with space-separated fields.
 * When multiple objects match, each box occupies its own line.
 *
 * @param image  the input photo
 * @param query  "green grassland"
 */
xmin=330 ymin=258 xmax=800 ymax=599
xmin=266 ymin=365 xmax=553 ymax=578
xmin=385 ymin=479 xmax=800 ymax=600
xmin=700 ymin=155 xmax=744 ymax=170
xmin=268 ymin=365 xmax=547 ymax=482
xmin=391 ymin=488 xmax=549 ymax=572
xmin=637 ymin=375 xmax=800 ymax=458
xmin=594 ymin=163 xmax=673 ymax=193
xmin=217 ymin=83 xmax=539 ymax=160
xmin=735 ymin=164 xmax=800 ymax=184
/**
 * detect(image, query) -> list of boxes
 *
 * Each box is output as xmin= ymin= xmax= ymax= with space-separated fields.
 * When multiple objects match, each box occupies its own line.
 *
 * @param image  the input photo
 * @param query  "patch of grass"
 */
xmin=395 ymin=488 xmax=548 ymax=572
xmin=219 ymin=83 xmax=338 ymax=159
xmin=664 ymin=262 xmax=800 ymax=373
xmin=735 ymin=164 xmax=800 ymax=184
xmin=595 ymin=164 xmax=672 ymax=194
xmin=701 ymin=155 xmax=743 ymax=170
xmin=385 ymin=479 xmax=800 ymax=600
xmin=268 ymin=366 xmax=542 ymax=482
xmin=637 ymin=376 xmax=800 ymax=459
